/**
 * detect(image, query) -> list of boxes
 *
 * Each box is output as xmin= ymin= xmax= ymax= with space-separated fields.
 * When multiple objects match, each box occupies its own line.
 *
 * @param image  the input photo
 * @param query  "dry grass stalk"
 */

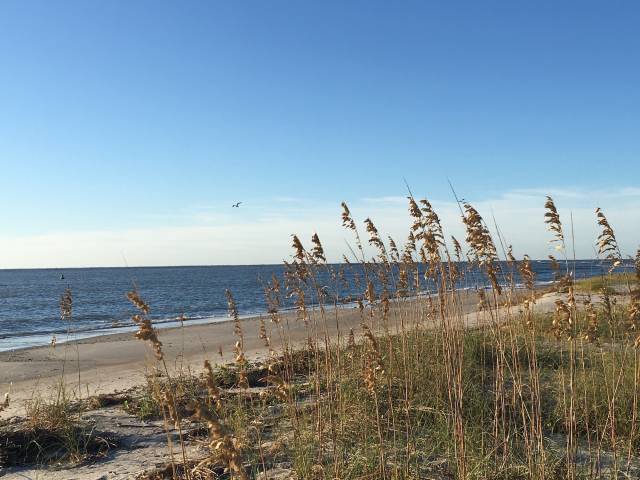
xmin=291 ymin=234 xmax=305 ymax=262
xmin=127 ymin=290 xmax=194 ymax=479
xmin=132 ymin=313 xmax=164 ymax=361
xmin=596 ymin=207 xmax=622 ymax=272
xmin=258 ymin=317 xmax=270 ymax=348
xmin=362 ymin=324 xmax=384 ymax=376
xmin=340 ymin=201 xmax=356 ymax=231
xmin=506 ymin=245 xmax=516 ymax=265
xmin=60 ymin=288 xmax=73 ymax=320
xmin=203 ymin=360 xmax=222 ymax=411
xmin=194 ymin=402 xmax=248 ymax=480
xmin=388 ymin=236 xmax=400 ymax=263
xmin=462 ymin=202 xmax=501 ymax=294
xmin=361 ymin=323 xmax=386 ymax=478
xmin=341 ymin=201 xmax=367 ymax=262
xmin=163 ymin=389 xmax=179 ymax=428
xmin=519 ymin=254 xmax=535 ymax=292
xmin=226 ymin=290 xmax=248 ymax=390
xmin=364 ymin=217 xmax=388 ymax=262
xmin=127 ymin=289 xmax=150 ymax=314
xmin=310 ymin=233 xmax=326 ymax=264
xmin=127 ymin=290 xmax=164 ymax=360
xmin=553 ymin=299 xmax=573 ymax=340
xmin=451 ymin=235 xmax=463 ymax=262
xmin=583 ymin=298 xmax=599 ymax=344
xmin=544 ymin=196 xmax=565 ymax=249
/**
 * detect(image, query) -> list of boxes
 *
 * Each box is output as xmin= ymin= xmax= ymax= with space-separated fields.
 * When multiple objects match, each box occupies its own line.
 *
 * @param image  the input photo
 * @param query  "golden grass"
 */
xmin=9 ymin=193 xmax=640 ymax=480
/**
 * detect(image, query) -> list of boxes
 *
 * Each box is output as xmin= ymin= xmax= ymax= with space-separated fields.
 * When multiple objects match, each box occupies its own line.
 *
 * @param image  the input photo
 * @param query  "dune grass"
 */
xmin=120 ymin=195 xmax=640 ymax=479
xmin=574 ymin=272 xmax=635 ymax=294
xmin=6 ymin=193 xmax=640 ymax=480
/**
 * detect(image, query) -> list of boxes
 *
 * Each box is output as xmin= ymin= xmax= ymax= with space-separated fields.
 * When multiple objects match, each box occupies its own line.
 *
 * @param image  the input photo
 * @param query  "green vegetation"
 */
xmin=127 ymin=196 xmax=640 ymax=479
xmin=574 ymin=272 xmax=635 ymax=294
xmin=0 ymin=381 xmax=113 ymax=467
xmin=5 ymin=194 xmax=640 ymax=480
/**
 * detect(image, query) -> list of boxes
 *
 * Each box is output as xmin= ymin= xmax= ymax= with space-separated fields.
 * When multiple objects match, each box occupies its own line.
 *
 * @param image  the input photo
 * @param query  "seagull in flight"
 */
xmin=232 ymin=202 xmax=242 ymax=208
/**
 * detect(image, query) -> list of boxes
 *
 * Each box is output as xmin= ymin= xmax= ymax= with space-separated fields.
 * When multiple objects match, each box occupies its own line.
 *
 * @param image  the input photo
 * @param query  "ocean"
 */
xmin=0 ymin=260 xmax=629 ymax=351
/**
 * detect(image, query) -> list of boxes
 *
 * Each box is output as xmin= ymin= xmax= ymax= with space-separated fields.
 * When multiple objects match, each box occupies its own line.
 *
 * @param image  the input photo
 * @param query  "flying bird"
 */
xmin=232 ymin=202 xmax=242 ymax=208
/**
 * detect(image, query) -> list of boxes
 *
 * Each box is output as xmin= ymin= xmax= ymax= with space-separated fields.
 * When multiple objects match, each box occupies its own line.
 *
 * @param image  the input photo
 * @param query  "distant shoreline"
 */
xmin=0 ymin=258 xmax=627 ymax=271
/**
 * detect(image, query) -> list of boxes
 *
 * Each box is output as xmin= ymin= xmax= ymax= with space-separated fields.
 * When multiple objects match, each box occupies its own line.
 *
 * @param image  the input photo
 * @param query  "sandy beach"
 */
xmin=0 ymin=289 xmax=551 ymax=420
xmin=0 ymin=301 xmax=406 ymax=419
xmin=0 ymin=288 xmax=570 ymax=480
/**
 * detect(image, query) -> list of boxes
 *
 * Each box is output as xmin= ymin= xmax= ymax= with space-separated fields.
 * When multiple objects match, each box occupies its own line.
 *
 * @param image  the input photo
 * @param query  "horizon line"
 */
xmin=0 ymin=258 xmax=620 ymax=271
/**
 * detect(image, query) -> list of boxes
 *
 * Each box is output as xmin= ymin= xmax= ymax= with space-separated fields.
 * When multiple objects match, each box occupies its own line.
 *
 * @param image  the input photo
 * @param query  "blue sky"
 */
xmin=1 ymin=1 xmax=639 ymax=267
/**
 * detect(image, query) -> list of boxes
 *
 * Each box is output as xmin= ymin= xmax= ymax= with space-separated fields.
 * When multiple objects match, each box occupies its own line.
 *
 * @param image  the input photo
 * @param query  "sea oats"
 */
xmin=258 ymin=317 xmax=271 ymax=348
xmin=462 ymin=202 xmax=502 ymax=294
xmin=310 ymin=233 xmax=326 ymax=263
xmin=60 ymin=288 xmax=73 ymax=320
xmin=584 ymin=298 xmax=599 ymax=344
xmin=450 ymin=236 xmax=462 ymax=264
xmin=388 ymin=236 xmax=400 ymax=263
xmin=519 ymin=255 xmax=535 ymax=292
xmin=397 ymin=266 xmax=409 ymax=298
xmin=128 ymin=290 xmax=163 ymax=360
xmin=595 ymin=207 xmax=622 ymax=272
xmin=364 ymin=217 xmax=387 ymax=261
xmin=365 ymin=281 xmax=376 ymax=305
xmin=226 ymin=290 xmax=248 ymax=389
xmin=553 ymin=299 xmax=573 ymax=340
xmin=361 ymin=324 xmax=384 ymax=394
xmin=544 ymin=196 xmax=565 ymax=248
xmin=126 ymin=290 xmax=150 ymax=315
xmin=194 ymin=402 xmax=248 ymax=480
xmin=203 ymin=360 xmax=222 ymax=411
xmin=341 ymin=201 xmax=356 ymax=231
xmin=291 ymin=234 xmax=306 ymax=262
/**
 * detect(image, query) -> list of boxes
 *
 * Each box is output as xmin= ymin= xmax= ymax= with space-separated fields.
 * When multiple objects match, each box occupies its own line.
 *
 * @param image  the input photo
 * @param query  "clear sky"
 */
xmin=1 ymin=1 xmax=639 ymax=267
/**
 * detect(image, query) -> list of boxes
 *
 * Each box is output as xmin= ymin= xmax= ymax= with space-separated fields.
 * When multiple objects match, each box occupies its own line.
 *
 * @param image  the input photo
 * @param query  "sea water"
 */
xmin=0 ymin=260 xmax=628 ymax=351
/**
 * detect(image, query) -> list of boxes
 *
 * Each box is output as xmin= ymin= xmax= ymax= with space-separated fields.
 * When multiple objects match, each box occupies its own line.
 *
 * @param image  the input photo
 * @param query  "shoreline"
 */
xmin=0 ymin=282 xmax=555 ymax=354
xmin=0 ymin=300 xmax=368 ymax=354
xmin=0 ymin=311 xmax=262 ymax=354
xmin=0 ymin=260 xmax=628 ymax=354
xmin=0 ymin=287 xmax=555 ymax=420
xmin=0 ymin=296 xmax=383 ymax=418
